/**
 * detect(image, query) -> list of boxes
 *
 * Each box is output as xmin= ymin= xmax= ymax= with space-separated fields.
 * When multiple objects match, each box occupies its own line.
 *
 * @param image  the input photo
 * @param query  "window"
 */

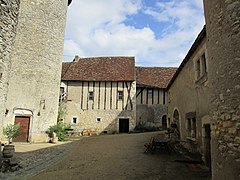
xmin=72 ymin=117 xmax=77 ymax=124
xmin=195 ymin=52 xmax=207 ymax=82
xmin=96 ymin=118 xmax=101 ymax=122
xmin=187 ymin=117 xmax=197 ymax=138
xmin=0 ymin=66 xmax=3 ymax=80
xmin=117 ymin=91 xmax=123 ymax=100
xmin=196 ymin=59 xmax=201 ymax=80
xmin=147 ymin=89 xmax=153 ymax=99
xmin=201 ymin=53 xmax=207 ymax=74
xmin=88 ymin=91 xmax=94 ymax=101
xmin=59 ymin=87 xmax=66 ymax=102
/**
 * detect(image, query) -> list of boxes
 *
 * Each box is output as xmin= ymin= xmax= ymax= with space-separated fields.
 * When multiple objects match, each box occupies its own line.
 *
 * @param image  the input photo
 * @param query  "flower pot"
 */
xmin=2 ymin=145 xmax=15 ymax=158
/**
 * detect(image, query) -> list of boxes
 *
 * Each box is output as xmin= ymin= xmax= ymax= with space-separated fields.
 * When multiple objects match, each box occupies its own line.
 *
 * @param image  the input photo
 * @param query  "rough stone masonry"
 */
xmin=0 ymin=0 xmax=20 ymax=138
xmin=203 ymin=0 xmax=240 ymax=179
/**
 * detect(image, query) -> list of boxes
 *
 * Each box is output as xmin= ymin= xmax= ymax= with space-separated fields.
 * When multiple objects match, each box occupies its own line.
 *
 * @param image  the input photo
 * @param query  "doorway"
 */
xmin=204 ymin=124 xmax=211 ymax=170
xmin=14 ymin=116 xmax=30 ymax=142
xmin=119 ymin=118 xmax=129 ymax=133
xmin=162 ymin=115 xmax=167 ymax=130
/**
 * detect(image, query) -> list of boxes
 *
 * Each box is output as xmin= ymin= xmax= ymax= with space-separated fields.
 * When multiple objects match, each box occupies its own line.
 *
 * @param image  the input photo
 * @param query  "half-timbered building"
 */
xmin=136 ymin=67 xmax=177 ymax=130
xmin=60 ymin=56 xmax=136 ymax=134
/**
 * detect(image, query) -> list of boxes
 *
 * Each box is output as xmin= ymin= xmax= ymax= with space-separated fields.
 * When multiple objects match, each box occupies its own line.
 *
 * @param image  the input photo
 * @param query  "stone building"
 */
xmin=167 ymin=27 xmax=211 ymax=166
xmin=60 ymin=57 xmax=136 ymax=134
xmin=0 ymin=0 xmax=72 ymax=143
xmin=136 ymin=67 xmax=176 ymax=130
xmin=168 ymin=1 xmax=240 ymax=178
xmin=0 ymin=0 xmax=20 ymax=140
xmin=203 ymin=0 xmax=240 ymax=179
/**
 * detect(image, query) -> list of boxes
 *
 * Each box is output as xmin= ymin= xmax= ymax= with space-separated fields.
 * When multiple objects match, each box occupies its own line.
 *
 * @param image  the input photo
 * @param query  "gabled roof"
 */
xmin=167 ymin=26 xmax=206 ymax=89
xmin=136 ymin=67 xmax=177 ymax=89
xmin=61 ymin=56 xmax=135 ymax=81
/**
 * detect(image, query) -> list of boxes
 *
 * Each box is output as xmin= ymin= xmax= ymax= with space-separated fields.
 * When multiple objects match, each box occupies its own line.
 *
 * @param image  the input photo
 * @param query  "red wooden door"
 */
xmin=14 ymin=116 xmax=30 ymax=142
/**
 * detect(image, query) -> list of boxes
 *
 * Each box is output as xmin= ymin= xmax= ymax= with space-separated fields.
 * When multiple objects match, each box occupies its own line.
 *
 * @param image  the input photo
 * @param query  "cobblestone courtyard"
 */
xmin=28 ymin=132 xmax=210 ymax=180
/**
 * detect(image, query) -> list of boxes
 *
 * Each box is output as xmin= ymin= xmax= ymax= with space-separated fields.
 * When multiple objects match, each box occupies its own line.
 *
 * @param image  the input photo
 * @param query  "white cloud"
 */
xmin=64 ymin=0 xmax=205 ymax=67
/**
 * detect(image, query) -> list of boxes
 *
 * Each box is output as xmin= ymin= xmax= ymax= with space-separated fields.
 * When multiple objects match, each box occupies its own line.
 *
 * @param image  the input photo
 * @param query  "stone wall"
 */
xmin=136 ymin=104 xmax=167 ymax=129
xmin=203 ymin=0 xmax=240 ymax=179
xmin=136 ymin=88 xmax=167 ymax=129
xmin=2 ymin=0 xmax=69 ymax=142
xmin=0 ymin=0 xmax=20 ymax=137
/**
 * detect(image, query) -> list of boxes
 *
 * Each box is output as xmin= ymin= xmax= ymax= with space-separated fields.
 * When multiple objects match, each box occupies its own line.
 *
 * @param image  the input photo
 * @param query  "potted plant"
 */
xmin=2 ymin=124 xmax=20 ymax=158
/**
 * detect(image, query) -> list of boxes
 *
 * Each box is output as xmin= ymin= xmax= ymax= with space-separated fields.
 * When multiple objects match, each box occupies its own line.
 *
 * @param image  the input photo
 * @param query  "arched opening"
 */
xmin=162 ymin=115 xmax=167 ymax=130
xmin=173 ymin=109 xmax=180 ymax=138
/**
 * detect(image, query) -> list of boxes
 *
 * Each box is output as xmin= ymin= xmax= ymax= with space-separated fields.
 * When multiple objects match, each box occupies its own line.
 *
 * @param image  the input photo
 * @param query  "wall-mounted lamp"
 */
xmin=40 ymin=99 xmax=46 ymax=109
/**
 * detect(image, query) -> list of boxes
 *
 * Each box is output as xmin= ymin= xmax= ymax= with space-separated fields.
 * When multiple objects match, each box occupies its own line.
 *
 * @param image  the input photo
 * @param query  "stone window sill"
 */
xmin=195 ymin=73 xmax=208 ymax=85
xmin=186 ymin=137 xmax=198 ymax=144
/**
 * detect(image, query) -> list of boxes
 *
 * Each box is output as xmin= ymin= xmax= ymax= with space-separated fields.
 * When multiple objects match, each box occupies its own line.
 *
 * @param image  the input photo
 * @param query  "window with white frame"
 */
xmin=117 ymin=91 xmax=124 ymax=100
xmin=88 ymin=91 xmax=94 ymax=101
xmin=147 ymin=89 xmax=153 ymax=99
xmin=72 ymin=117 xmax=77 ymax=124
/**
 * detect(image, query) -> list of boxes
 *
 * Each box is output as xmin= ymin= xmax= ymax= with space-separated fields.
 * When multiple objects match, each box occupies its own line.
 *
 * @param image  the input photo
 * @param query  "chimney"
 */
xmin=73 ymin=55 xmax=80 ymax=62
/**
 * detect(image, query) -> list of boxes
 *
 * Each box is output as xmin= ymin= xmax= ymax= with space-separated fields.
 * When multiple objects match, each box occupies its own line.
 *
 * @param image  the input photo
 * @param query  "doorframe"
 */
xmin=13 ymin=108 xmax=33 ymax=142
xmin=117 ymin=117 xmax=130 ymax=133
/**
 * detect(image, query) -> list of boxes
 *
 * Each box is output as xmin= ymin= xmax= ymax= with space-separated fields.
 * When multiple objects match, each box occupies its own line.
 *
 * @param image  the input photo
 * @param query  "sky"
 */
xmin=63 ymin=0 xmax=205 ymax=67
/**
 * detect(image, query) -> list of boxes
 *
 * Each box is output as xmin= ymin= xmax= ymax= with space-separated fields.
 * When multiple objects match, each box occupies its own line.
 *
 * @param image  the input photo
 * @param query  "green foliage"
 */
xmin=57 ymin=102 xmax=67 ymax=122
xmin=48 ymin=122 xmax=70 ymax=141
xmin=3 ymin=124 xmax=20 ymax=143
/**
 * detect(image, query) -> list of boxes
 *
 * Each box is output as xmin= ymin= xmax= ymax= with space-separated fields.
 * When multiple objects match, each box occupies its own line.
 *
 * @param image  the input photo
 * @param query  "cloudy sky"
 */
xmin=63 ymin=0 xmax=205 ymax=67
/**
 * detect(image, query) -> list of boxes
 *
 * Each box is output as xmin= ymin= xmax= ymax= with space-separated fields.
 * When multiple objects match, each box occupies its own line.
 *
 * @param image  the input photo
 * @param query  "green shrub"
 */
xmin=3 ymin=124 xmax=20 ymax=143
xmin=48 ymin=122 xmax=70 ymax=141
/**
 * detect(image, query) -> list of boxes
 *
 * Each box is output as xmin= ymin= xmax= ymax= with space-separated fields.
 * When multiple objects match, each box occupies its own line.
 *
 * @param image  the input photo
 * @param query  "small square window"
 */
xmin=96 ymin=118 xmax=101 ymax=122
xmin=72 ymin=117 xmax=77 ymax=124
xmin=117 ymin=91 xmax=123 ymax=100
xmin=147 ymin=89 xmax=153 ymax=98
xmin=89 ymin=91 xmax=94 ymax=101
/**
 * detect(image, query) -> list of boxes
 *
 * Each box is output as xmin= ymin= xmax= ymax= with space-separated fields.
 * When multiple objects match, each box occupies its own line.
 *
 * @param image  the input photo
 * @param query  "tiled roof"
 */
xmin=136 ymin=67 xmax=177 ymax=89
xmin=61 ymin=56 xmax=135 ymax=81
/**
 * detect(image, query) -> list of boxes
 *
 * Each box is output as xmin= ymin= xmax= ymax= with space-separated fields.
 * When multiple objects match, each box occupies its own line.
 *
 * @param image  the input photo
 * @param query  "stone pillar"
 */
xmin=203 ymin=0 xmax=240 ymax=179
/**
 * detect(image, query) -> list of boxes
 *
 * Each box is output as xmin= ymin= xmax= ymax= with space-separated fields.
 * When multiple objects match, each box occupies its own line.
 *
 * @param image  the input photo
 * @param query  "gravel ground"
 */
xmin=27 ymin=132 xmax=211 ymax=180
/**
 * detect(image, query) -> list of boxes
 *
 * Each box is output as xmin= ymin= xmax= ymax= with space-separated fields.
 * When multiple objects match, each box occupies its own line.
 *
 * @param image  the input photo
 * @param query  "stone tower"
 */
xmin=203 ymin=0 xmax=240 ymax=179
xmin=0 ymin=0 xmax=20 ymax=139
xmin=1 ymin=0 xmax=72 ymax=143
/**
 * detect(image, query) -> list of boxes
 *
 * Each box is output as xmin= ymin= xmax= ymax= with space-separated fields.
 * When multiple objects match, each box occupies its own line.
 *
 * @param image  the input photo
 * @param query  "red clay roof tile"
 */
xmin=61 ymin=56 xmax=135 ymax=81
xmin=136 ymin=67 xmax=177 ymax=88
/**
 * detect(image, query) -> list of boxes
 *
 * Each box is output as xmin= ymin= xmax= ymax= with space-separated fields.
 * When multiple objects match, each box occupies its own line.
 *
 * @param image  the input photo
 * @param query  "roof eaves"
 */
xmin=166 ymin=25 xmax=206 ymax=90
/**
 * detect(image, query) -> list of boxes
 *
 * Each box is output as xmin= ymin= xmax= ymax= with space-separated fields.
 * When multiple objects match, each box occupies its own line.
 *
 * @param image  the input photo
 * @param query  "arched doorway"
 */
xmin=173 ymin=109 xmax=180 ymax=138
xmin=162 ymin=115 xmax=167 ymax=130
